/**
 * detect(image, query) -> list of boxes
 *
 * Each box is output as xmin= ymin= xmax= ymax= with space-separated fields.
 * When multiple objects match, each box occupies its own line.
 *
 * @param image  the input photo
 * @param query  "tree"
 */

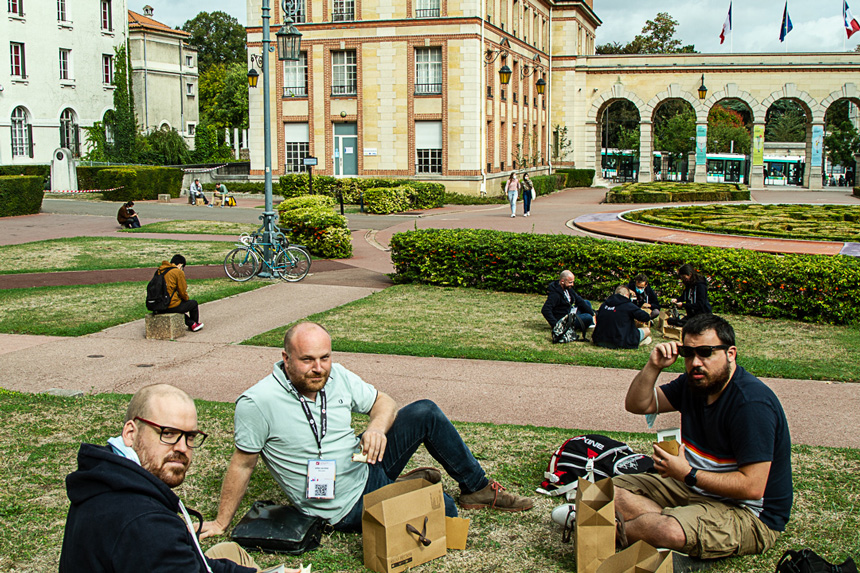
xmin=766 ymin=100 xmax=806 ymax=142
xmin=597 ymin=12 xmax=696 ymax=54
xmin=824 ymin=121 xmax=860 ymax=170
xmin=552 ymin=124 xmax=572 ymax=162
xmin=139 ymin=126 xmax=191 ymax=165
xmin=211 ymin=62 xmax=250 ymax=130
xmin=655 ymin=108 xmax=695 ymax=161
xmin=180 ymin=12 xmax=246 ymax=74
xmin=707 ymin=105 xmax=751 ymax=153
xmin=84 ymin=44 xmax=140 ymax=163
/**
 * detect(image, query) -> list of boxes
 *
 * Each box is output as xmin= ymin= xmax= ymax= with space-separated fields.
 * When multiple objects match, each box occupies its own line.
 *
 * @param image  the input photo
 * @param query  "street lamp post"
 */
xmin=248 ymin=0 xmax=301 ymax=277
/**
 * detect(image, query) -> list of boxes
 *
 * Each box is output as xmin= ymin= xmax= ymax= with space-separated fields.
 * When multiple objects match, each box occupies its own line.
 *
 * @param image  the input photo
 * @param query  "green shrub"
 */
xmin=556 ymin=168 xmax=595 ymax=188
xmin=364 ymin=187 xmax=410 ymax=214
xmin=405 ymin=182 xmax=444 ymax=210
xmin=278 ymin=206 xmax=352 ymax=258
xmin=0 ymin=165 xmax=50 ymax=177
xmin=98 ymin=166 xmax=183 ymax=201
xmin=277 ymin=195 xmax=336 ymax=211
xmin=0 ymin=176 xmax=44 ymax=217
xmin=203 ymin=181 xmax=265 ymax=194
xmin=279 ymin=175 xmax=419 ymax=204
xmin=76 ymin=166 xmax=105 ymax=191
xmin=389 ymin=228 xmax=860 ymax=325
xmin=606 ymin=182 xmax=750 ymax=204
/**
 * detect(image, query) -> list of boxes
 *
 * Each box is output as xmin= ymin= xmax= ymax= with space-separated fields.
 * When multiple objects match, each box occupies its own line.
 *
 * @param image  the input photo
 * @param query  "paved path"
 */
xmin=2 ymin=190 xmax=859 ymax=449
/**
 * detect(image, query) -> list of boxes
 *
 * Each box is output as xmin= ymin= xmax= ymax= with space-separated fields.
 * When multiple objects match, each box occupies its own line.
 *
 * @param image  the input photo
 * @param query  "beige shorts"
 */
xmin=614 ymin=473 xmax=780 ymax=559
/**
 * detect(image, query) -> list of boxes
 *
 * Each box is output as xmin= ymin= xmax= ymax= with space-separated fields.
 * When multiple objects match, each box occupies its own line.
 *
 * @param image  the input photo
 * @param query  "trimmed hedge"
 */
xmin=0 ymin=165 xmax=50 ymax=177
xmin=76 ymin=166 xmax=105 ymax=191
xmin=555 ymin=168 xmax=595 ymax=188
xmin=0 ymin=176 xmax=44 ymax=217
xmin=389 ymin=228 xmax=860 ymax=325
xmin=364 ymin=187 xmax=410 ymax=214
xmin=277 ymin=196 xmax=352 ymax=258
xmin=203 ymin=181 xmax=266 ymax=194
xmin=606 ymin=182 xmax=750 ymax=204
xmin=278 ymin=175 xmax=444 ymax=210
xmin=97 ymin=166 xmax=183 ymax=201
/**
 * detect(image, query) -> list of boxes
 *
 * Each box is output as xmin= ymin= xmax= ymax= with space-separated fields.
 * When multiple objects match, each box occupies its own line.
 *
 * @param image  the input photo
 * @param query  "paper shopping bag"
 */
xmin=596 ymin=540 xmax=673 ymax=573
xmin=362 ymin=479 xmax=447 ymax=573
xmin=575 ymin=477 xmax=616 ymax=573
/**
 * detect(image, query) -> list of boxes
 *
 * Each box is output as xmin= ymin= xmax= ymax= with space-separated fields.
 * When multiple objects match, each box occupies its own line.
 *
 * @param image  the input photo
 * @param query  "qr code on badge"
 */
xmin=314 ymin=483 xmax=329 ymax=497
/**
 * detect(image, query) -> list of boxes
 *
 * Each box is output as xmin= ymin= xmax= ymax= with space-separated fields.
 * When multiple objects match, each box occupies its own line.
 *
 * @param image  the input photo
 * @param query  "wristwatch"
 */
xmin=684 ymin=468 xmax=698 ymax=487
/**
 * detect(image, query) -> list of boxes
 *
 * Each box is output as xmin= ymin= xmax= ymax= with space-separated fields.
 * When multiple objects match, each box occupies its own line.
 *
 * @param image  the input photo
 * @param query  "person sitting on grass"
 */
xmin=627 ymin=273 xmax=661 ymax=321
xmin=541 ymin=270 xmax=595 ymax=343
xmin=59 ymin=384 xmax=259 ymax=572
xmin=613 ymin=313 xmax=792 ymax=560
xmin=156 ymin=254 xmax=204 ymax=332
xmin=591 ymin=285 xmax=653 ymax=349
xmin=200 ymin=322 xmax=533 ymax=539
xmin=117 ymin=201 xmax=141 ymax=229
xmin=668 ymin=264 xmax=712 ymax=327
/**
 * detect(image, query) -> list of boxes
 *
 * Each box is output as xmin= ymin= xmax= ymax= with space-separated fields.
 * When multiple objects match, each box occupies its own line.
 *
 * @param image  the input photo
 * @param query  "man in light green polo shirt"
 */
xmin=201 ymin=322 xmax=533 ymax=537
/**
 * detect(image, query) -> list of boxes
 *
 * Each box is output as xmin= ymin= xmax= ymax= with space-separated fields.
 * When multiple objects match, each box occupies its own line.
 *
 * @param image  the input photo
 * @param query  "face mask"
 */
xmin=635 ymin=287 xmax=644 ymax=294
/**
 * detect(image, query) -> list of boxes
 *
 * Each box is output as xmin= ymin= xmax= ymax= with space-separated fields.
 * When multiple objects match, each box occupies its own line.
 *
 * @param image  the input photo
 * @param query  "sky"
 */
xmin=135 ymin=0 xmax=860 ymax=54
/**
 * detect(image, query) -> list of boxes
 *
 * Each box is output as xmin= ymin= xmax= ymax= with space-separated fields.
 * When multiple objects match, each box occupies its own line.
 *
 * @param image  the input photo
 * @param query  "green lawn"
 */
xmin=1 ymin=390 xmax=856 ymax=573
xmin=123 ymin=220 xmax=259 ymax=236
xmin=243 ymin=284 xmax=860 ymax=383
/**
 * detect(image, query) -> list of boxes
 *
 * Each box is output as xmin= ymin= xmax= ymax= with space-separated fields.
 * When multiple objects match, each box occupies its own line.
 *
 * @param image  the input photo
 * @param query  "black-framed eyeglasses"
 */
xmin=677 ymin=345 xmax=731 ymax=359
xmin=133 ymin=416 xmax=208 ymax=448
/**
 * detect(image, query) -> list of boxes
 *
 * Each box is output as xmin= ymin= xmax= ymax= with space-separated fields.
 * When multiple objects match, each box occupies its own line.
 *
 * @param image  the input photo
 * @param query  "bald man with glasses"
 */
xmin=59 ymin=384 xmax=260 ymax=572
xmin=612 ymin=313 xmax=793 ymax=561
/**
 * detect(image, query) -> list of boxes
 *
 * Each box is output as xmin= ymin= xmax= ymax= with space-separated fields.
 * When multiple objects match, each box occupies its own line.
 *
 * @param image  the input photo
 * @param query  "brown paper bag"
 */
xmin=575 ymin=477 xmax=616 ymax=573
xmin=362 ymin=479 xmax=447 ymax=573
xmin=596 ymin=540 xmax=673 ymax=573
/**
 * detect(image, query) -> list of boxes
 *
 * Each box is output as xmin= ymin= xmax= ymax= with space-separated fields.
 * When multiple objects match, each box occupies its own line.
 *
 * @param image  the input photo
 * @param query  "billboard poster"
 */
xmin=812 ymin=125 xmax=824 ymax=167
xmin=752 ymin=125 xmax=765 ymax=165
xmin=696 ymin=124 xmax=707 ymax=165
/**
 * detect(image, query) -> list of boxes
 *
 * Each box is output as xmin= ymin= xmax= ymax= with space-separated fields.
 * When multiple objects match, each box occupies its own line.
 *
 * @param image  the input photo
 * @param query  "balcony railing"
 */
xmin=415 ymin=8 xmax=440 ymax=17
xmin=332 ymin=82 xmax=357 ymax=96
xmin=284 ymin=86 xmax=307 ymax=97
xmin=415 ymin=83 xmax=441 ymax=95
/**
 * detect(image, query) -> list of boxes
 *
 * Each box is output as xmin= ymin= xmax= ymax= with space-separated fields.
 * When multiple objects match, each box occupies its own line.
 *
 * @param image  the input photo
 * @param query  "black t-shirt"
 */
xmin=661 ymin=365 xmax=793 ymax=531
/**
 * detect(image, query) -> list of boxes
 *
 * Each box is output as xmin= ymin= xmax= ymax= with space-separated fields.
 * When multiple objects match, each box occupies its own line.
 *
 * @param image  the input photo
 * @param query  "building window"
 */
xmin=331 ymin=50 xmax=356 ymax=95
xmin=415 ymin=0 xmax=440 ymax=18
xmin=283 ymin=51 xmax=307 ymax=97
xmin=187 ymin=123 xmax=196 ymax=136
xmin=57 ymin=0 xmax=67 ymax=21
xmin=332 ymin=0 xmax=354 ymax=21
xmin=59 ymin=48 xmax=70 ymax=80
xmin=103 ymin=110 xmax=115 ymax=144
xmin=185 ymin=55 xmax=193 ymax=67
xmin=416 ymin=121 xmax=442 ymax=174
xmin=60 ymin=108 xmax=80 ymax=156
xmin=8 ymin=0 xmax=23 ymax=16
xmin=102 ymin=54 xmax=114 ymax=84
xmin=284 ymin=123 xmax=310 ymax=173
xmin=186 ymin=83 xmax=195 ymax=96
xmin=11 ymin=106 xmax=32 ymax=158
xmin=292 ymin=0 xmax=306 ymax=23
xmin=10 ymin=42 xmax=25 ymax=78
xmin=100 ymin=0 xmax=112 ymax=31
xmin=415 ymin=47 xmax=441 ymax=95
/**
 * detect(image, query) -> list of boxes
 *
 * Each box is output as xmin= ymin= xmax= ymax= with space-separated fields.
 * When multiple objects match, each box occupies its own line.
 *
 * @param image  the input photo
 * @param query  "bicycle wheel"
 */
xmin=224 ymin=247 xmax=259 ymax=282
xmin=275 ymin=246 xmax=311 ymax=282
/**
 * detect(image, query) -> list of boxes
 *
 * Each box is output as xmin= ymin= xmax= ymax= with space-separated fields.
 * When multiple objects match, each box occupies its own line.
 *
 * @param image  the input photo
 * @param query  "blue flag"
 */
xmin=779 ymin=1 xmax=793 ymax=42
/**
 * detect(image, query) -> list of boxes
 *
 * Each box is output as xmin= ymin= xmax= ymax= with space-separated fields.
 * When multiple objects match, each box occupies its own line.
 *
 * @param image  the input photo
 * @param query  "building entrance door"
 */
xmin=333 ymin=123 xmax=358 ymax=176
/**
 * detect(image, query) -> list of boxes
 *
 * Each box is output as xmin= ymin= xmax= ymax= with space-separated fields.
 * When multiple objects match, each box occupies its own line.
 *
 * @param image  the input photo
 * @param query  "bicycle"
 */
xmin=224 ymin=224 xmax=311 ymax=282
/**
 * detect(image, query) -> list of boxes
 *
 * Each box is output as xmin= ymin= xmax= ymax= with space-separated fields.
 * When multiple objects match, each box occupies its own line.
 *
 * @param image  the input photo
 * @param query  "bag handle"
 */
xmin=775 ymin=550 xmax=803 ymax=573
xmin=405 ymin=516 xmax=432 ymax=547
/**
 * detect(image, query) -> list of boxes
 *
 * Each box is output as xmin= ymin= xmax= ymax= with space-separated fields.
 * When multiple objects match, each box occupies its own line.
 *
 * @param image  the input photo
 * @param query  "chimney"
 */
xmin=143 ymin=5 xmax=153 ymax=16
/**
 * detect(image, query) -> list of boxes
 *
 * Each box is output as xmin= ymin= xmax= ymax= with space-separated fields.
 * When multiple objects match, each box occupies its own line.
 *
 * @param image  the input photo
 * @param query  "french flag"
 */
xmin=719 ymin=2 xmax=732 ymax=45
xmin=845 ymin=0 xmax=860 ymax=39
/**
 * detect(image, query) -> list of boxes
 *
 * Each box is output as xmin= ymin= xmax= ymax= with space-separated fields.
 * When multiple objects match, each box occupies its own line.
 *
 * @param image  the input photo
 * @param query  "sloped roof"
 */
xmin=128 ymin=10 xmax=191 ymax=37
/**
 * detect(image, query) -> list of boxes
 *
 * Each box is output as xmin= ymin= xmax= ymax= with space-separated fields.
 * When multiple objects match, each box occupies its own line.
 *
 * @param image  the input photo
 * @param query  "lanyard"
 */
xmin=297 ymin=389 xmax=326 ymax=458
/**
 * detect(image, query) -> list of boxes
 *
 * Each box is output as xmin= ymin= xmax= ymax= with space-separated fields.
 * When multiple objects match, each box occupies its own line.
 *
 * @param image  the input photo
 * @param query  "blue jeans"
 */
xmin=333 ymin=400 xmax=489 ymax=532
xmin=523 ymin=188 xmax=532 ymax=214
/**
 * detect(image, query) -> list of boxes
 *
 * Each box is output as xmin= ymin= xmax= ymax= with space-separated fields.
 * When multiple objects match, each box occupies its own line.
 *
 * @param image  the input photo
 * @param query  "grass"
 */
xmin=243 ymin=284 xmax=860 ymax=383
xmin=0 ymin=279 xmax=267 ymax=336
xmin=123 ymin=220 xmax=259 ymax=236
xmin=623 ymin=204 xmax=860 ymax=242
xmin=0 ymin=237 xmax=235 ymax=275
xmin=1 ymin=389 xmax=856 ymax=572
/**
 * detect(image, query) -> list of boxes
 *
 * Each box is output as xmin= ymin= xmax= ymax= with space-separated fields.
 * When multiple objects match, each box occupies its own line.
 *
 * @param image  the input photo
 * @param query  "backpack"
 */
xmin=536 ymin=434 xmax=654 ymax=499
xmin=145 ymin=268 xmax=174 ymax=312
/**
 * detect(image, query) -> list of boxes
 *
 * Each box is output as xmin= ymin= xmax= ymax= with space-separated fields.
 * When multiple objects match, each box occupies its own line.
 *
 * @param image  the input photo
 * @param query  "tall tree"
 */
xmin=109 ymin=44 xmax=139 ymax=162
xmin=181 ymin=11 xmax=246 ymax=74
xmin=597 ymin=12 xmax=696 ymax=54
xmin=766 ymin=100 xmax=806 ymax=142
xmin=824 ymin=121 xmax=860 ymax=169
xmin=707 ymin=105 xmax=751 ymax=153
xmin=655 ymin=108 xmax=695 ymax=161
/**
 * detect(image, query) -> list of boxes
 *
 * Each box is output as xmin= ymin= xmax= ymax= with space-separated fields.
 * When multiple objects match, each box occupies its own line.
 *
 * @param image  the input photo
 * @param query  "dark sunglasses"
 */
xmin=677 ymin=345 xmax=730 ymax=358
xmin=134 ymin=416 xmax=208 ymax=448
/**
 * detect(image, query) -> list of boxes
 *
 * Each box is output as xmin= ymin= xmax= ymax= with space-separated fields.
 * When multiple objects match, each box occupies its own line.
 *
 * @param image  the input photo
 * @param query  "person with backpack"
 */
xmin=541 ymin=270 xmax=595 ymax=343
xmin=151 ymin=254 xmax=203 ymax=332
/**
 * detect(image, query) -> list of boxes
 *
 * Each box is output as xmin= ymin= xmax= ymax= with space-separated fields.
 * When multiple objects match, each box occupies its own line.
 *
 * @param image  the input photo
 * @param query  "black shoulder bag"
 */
xmin=231 ymin=500 xmax=332 ymax=555
xmin=775 ymin=549 xmax=857 ymax=573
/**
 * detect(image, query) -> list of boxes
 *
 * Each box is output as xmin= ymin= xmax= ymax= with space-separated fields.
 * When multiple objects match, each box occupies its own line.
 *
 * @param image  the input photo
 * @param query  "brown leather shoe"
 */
xmin=395 ymin=467 xmax=442 ymax=484
xmin=458 ymin=480 xmax=534 ymax=512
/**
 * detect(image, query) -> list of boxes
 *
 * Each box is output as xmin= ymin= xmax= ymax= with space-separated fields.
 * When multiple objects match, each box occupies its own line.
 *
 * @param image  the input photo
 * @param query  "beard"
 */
xmin=284 ymin=363 xmax=330 ymax=397
xmin=687 ymin=361 xmax=732 ymax=398
xmin=138 ymin=446 xmax=191 ymax=488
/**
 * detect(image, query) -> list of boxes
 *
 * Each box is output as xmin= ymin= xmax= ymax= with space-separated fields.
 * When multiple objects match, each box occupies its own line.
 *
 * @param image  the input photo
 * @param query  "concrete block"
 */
xmin=158 ymin=194 xmax=171 ymax=203
xmin=145 ymin=313 xmax=186 ymax=340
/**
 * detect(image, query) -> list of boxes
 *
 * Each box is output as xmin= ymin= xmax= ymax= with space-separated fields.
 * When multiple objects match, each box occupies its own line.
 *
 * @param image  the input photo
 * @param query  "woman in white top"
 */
xmin=505 ymin=173 xmax=519 ymax=218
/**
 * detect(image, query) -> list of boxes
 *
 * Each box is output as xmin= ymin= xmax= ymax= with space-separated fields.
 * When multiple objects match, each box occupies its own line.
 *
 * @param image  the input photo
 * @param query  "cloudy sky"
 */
xmin=136 ymin=0 xmax=859 ymax=54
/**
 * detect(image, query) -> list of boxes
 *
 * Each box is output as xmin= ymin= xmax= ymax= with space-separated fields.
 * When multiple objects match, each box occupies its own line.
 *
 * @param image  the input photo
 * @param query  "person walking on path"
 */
xmin=157 ymin=254 xmax=204 ymax=332
xmin=505 ymin=173 xmax=519 ymax=218
xmin=522 ymin=173 xmax=534 ymax=217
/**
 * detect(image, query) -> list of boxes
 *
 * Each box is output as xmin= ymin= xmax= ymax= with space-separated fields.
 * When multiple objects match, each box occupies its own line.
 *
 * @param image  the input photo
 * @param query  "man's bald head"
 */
xmin=283 ymin=322 xmax=331 ymax=357
xmin=125 ymin=384 xmax=194 ymax=424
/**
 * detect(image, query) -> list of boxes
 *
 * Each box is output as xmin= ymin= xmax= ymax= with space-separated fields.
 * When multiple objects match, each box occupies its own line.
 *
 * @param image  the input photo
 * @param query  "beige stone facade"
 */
xmin=246 ymin=0 xmax=859 ymax=194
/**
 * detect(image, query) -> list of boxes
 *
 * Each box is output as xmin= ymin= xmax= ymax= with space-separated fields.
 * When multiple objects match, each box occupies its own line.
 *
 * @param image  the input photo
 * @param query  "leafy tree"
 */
xmin=597 ymin=12 xmax=696 ymax=54
xmin=766 ymin=100 xmax=806 ymax=142
xmin=139 ymin=127 xmax=191 ymax=165
xmin=616 ymin=126 xmax=640 ymax=155
xmin=655 ymin=108 xmax=695 ymax=162
xmin=707 ymin=105 xmax=751 ymax=153
xmin=825 ymin=100 xmax=851 ymax=130
xmin=192 ymin=120 xmax=234 ymax=163
xmin=211 ymin=62 xmax=250 ymax=130
xmin=824 ymin=121 xmax=860 ymax=169
xmin=180 ymin=11 xmax=246 ymax=74
xmin=601 ymin=100 xmax=640 ymax=150
xmin=552 ymin=124 xmax=572 ymax=162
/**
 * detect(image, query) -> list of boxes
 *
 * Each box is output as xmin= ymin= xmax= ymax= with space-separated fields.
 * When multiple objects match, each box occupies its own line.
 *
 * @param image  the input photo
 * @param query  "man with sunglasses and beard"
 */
xmin=60 ymin=384 xmax=259 ymax=572
xmin=612 ymin=314 xmax=792 ymax=561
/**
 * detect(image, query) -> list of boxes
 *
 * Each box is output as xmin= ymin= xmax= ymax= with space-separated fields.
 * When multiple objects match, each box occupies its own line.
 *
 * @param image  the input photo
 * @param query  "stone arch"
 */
xmin=703 ymin=83 xmax=762 ymax=123
xmin=645 ymin=84 xmax=705 ymax=123
xmin=586 ymin=83 xmax=647 ymax=123
xmin=760 ymin=83 xmax=819 ymax=122
xmin=819 ymin=83 xmax=860 ymax=112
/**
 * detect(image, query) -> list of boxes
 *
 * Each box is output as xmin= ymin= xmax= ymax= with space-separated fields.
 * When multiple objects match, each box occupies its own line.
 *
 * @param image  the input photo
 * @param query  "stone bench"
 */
xmin=158 ymin=194 xmax=171 ymax=203
xmin=145 ymin=313 xmax=185 ymax=340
